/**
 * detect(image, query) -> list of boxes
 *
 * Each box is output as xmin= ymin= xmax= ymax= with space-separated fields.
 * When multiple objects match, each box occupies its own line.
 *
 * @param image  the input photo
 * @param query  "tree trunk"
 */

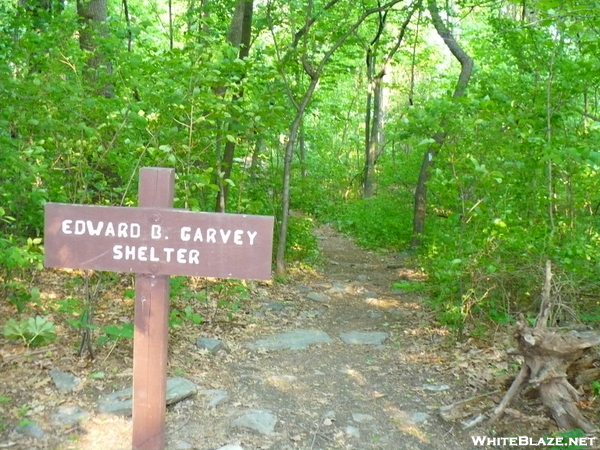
xmin=487 ymin=261 xmax=598 ymax=432
xmin=273 ymin=0 xmax=406 ymax=273
xmin=215 ymin=0 xmax=253 ymax=212
xmin=187 ymin=0 xmax=211 ymax=38
xmin=412 ymin=146 xmax=435 ymax=241
xmin=362 ymin=9 xmax=384 ymax=199
xmin=364 ymin=70 xmax=385 ymax=198
xmin=249 ymin=138 xmax=263 ymax=180
xmin=487 ymin=323 xmax=599 ymax=432
xmin=443 ymin=263 xmax=600 ymax=431
xmin=77 ymin=0 xmax=112 ymax=97
xmin=411 ymin=0 xmax=473 ymax=247
xmin=276 ymin=78 xmax=319 ymax=274
xmin=299 ymin=123 xmax=307 ymax=179
xmin=363 ymin=6 xmax=414 ymax=198
xmin=363 ymin=56 xmax=374 ymax=198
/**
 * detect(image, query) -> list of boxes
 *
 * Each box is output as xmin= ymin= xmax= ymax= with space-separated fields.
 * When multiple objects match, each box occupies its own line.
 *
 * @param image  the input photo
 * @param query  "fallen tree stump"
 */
xmin=450 ymin=261 xmax=600 ymax=432
xmin=486 ymin=325 xmax=600 ymax=432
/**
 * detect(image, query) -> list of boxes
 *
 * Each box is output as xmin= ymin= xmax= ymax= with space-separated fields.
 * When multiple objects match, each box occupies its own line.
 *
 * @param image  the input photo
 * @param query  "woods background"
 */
xmin=2 ymin=0 xmax=600 ymax=332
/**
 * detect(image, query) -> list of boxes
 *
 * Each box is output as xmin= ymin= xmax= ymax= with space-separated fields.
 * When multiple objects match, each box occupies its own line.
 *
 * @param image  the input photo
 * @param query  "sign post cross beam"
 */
xmin=44 ymin=167 xmax=274 ymax=450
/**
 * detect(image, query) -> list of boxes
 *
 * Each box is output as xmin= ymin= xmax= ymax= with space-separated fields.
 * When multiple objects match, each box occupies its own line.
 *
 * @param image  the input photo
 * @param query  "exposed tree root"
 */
xmin=455 ymin=261 xmax=599 ymax=432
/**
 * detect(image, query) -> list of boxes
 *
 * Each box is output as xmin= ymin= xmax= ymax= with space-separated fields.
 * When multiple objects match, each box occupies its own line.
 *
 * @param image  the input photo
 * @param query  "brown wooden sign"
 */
xmin=44 ymin=168 xmax=274 ymax=450
xmin=45 ymin=203 xmax=274 ymax=280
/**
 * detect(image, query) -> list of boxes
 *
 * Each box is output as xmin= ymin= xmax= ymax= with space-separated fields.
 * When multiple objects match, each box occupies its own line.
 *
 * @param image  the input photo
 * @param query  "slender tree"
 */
xmin=363 ymin=3 xmax=416 ymax=198
xmin=411 ymin=0 xmax=473 ymax=246
xmin=77 ymin=0 xmax=112 ymax=97
xmin=273 ymin=0 xmax=407 ymax=273
xmin=215 ymin=0 xmax=254 ymax=212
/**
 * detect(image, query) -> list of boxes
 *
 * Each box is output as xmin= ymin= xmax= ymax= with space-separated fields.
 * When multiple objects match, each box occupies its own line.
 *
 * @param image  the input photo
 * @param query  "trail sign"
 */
xmin=44 ymin=168 xmax=274 ymax=450
xmin=45 ymin=204 xmax=274 ymax=280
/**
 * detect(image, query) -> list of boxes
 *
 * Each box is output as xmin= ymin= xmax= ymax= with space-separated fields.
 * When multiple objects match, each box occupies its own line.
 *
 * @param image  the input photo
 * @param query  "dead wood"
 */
xmin=486 ymin=365 xmax=529 ymax=427
xmin=448 ymin=261 xmax=600 ymax=432
xmin=487 ymin=261 xmax=599 ymax=432
xmin=439 ymin=390 xmax=501 ymax=422
xmin=575 ymin=368 xmax=600 ymax=387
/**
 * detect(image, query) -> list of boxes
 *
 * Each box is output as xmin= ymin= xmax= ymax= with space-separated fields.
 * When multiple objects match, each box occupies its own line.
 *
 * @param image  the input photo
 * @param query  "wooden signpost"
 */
xmin=44 ymin=168 xmax=274 ymax=450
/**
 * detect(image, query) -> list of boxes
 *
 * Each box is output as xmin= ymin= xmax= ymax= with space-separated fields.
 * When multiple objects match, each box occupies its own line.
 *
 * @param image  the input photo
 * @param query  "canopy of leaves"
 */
xmin=2 ymin=0 xmax=600 ymax=330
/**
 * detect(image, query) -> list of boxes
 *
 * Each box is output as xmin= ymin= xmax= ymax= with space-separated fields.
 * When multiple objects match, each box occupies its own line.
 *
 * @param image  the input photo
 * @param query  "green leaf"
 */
xmin=493 ymin=218 xmax=507 ymax=228
xmin=102 ymin=324 xmax=134 ymax=340
xmin=3 ymin=318 xmax=22 ymax=341
xmin=30 ymin=287 xmax=40 ymax=301
xmin=417 ymin=138 xmax=435 ymax=147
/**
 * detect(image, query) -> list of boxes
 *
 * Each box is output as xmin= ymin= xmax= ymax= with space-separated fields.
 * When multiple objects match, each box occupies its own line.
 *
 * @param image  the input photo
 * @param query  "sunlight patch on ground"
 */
xmin=267 ymin=374 xmax=302 ymax=391
xmin=394 ymin=300 xmax=424 ymax=310
xmin=387 ymin=406 xmax=430 ymax=441
xmin=60 ymin=414 xmax=131 ymax=450
xmin=364 ymin=297 xmax=401 ymax=308
xmin=394 ymin=267 xmax=426 ymax=281
xmin=402 ymin=327 xmax=449 ymax=338
xmin=340 ymin=366 xmax=367 ymax=385
xmin=402 ymin=352 xmax=448 ymax=365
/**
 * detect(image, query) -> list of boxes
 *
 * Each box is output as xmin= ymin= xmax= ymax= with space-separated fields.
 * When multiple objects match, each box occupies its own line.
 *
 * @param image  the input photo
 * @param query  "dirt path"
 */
xmin=154 ymin=224 xmax=474 ymax=450
xmin=2 ymin=225 xmax=553 ymax=450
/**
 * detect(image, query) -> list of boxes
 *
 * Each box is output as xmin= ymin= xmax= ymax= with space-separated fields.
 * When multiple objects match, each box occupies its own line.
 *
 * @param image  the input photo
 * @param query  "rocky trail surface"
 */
xmin=1 ymin=225 xmax=565 ymax=450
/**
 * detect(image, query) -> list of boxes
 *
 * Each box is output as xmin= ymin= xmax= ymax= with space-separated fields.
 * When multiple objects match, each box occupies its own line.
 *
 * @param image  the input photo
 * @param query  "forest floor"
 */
xmin=1 ymin=224 xmax=597 ymax=450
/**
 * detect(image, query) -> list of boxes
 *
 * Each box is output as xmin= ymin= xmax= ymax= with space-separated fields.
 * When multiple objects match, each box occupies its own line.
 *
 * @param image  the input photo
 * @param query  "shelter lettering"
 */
xmin=45 ymin=202 xmax=274 ymax=279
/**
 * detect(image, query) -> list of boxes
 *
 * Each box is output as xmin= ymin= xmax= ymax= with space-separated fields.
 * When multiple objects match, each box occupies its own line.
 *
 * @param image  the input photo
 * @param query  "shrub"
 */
xmin=3 ymin=316 xmax=56 ymax=347
xmin=336 ymin=194 xmax=413 ymax=250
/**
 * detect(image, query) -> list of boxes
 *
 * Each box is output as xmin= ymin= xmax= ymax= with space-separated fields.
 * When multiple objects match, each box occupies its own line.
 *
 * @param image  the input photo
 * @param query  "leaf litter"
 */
xmin=0 ymin=224 xmax=597 ymax=449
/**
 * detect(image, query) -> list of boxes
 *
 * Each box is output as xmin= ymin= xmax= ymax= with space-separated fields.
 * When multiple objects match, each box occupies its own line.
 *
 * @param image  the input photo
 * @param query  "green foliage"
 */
xmin=3 ymin=282 xmax=41 ymax=313
xmin=169 ymin=276 xmax=205 ymax=326
xmin=3 ymin=316 xmax=56 ymax=347
xmin=591 ymin=380 xmax=600 ymax=396
xmin=97 ymin=323 xmax=134 ymax=345
xmin=548 ymin=429 xmax=587 ymax=450
xmin=170 ymin=277 xmax=250 ymax=322
xmin=169 ymin=305 xmax=204 ymax=327
xmin=0 ymin=236 xmax=44 ymax=310
xmin=285 ymin=215 xmax=320 ymax=265
xmin=0 ymin=0 xmax=599 ymax=339
xmin=336 ymin=194 xmax=413 ymax=250
xmin=213 ymin=280 xmax=249 ymax=318
xmin=392 ymin=281 xmax=425 ymax=293
xmin=0 ymin=236 xmax=43 ymax=293
xmin=55 ymin=297 xmax=92 ymax=330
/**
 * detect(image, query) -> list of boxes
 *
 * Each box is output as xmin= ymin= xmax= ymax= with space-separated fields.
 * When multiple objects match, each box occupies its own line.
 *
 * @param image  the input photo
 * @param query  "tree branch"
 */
xmin=581 ymin=110 xmax=600 ymax=122
xmin=378 ymin=2 xmax=419 ymax=77
xmin=291 ymin=0 xmax=345 ymax=48
xmin=315 ymin=0 xmax=407 ymax=77
xmin=427 ymin=0 xmax=473 ymax=98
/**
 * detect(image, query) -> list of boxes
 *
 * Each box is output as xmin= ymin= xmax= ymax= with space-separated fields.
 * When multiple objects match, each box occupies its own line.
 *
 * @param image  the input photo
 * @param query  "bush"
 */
xmin=0 ymin=235 xmax=44 ymax=312
xmin=336 ymin=194 xmax=413 ymax=250
xmin=3 ymin=316 xmax=56 ymax=347
xmin=285 ymin=214 xmax=320 ymax=265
